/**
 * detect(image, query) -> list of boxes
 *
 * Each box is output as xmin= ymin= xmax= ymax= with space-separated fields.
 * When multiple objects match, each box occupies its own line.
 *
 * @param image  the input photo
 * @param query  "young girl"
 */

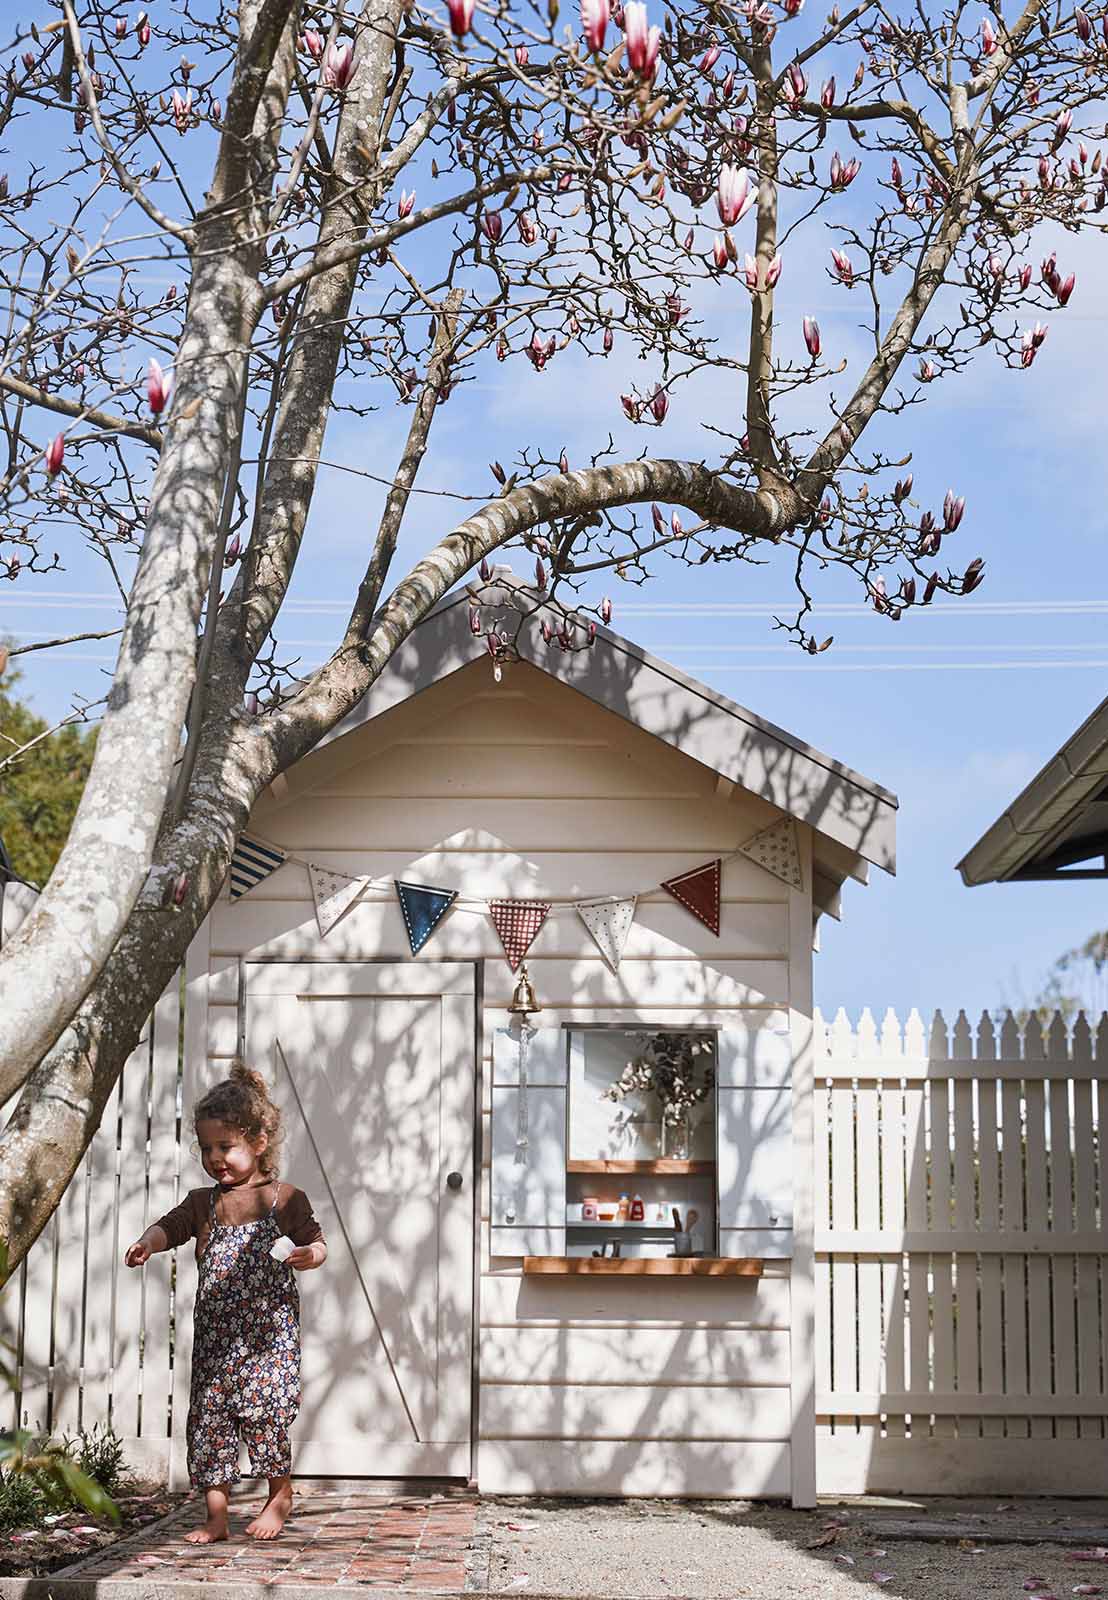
xmin=125 ymin=1063 xmax=326 ymax=1543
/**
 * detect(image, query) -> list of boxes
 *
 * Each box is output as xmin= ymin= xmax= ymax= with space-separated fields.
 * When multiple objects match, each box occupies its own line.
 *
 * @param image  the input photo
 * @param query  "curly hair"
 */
xmin=193 ymin=1061 xmax=283 ymax=1176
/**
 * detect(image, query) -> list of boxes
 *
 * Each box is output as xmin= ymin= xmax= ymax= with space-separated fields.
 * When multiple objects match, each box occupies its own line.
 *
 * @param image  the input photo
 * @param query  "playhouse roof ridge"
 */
xmin=314 ymin=569 xmax=898 ymax=876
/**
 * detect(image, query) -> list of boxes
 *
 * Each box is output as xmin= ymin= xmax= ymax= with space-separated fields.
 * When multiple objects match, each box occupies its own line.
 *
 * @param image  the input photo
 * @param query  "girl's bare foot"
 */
xmin=184 ymin=1521 xmax=228 ymax=1544
xmin=246 ymin=1483 xmax=293 ymax=1540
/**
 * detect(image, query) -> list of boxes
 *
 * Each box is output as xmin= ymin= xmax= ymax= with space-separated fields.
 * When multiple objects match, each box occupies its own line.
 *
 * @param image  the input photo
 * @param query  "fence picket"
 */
xmin=951 ymin=1013 xmax=979 ymax=1440
xmin=112 ymin=1027 xmax=152 ymax=1442
xmin=1070 ymin=1016 xmax=1101 ymax=1441
xmin=1048 ymin=1016 xmax=1078 ymax=1441
xmin=1022 ymin=1023 xmax=1054 ymax=1441
xmin=830 ymin=1010 xmax=858 ymax=1428
xmin=928 ymin=1012 xmax=955 ymax=1439
xmin=855 ymin=1012 xmax=882 ymax=1458
xmin=975 ymin=1012 xmax=1004 ymax=1441
xmin=879 ymin=1009 xmax=906 ymax=1439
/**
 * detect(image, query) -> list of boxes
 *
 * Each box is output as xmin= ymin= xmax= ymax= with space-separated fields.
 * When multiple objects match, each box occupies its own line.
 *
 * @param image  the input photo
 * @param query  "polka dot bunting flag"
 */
xmin=575 ymin=896 xmax=637 ymax=973
xmin=489 ymin=899 xmax=551 ymax=971
xmin=737 ymin=817 xmax=803 ymax=891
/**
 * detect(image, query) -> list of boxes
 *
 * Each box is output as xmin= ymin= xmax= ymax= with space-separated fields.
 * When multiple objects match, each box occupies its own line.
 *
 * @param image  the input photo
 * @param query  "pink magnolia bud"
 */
xmin=479 ymin=557 xmax=493 ymax=580
xmin=1039 ymin=155 xmax=1053 ymax=189
xmin=891 ymin=155 xmax=904 ymax=190
xmin=829 ymin=151 xmax=860 ymax=189
xmin=447 ymin=0 xmax=476 ymax=35
xmin=603 ymin=327 xmax=614 ymax=353
xmin=1056 ymin=272 xmax=1075 ymax=304
xmin=146 ymin=357 xmax=172 ymax=415
xmin=1018 ymin=262 xmax=1032 ymax=290
xmin=802 ymin=316 xmax=821 ymax=359
xmin=919 ymin=358 xmax=936 ymax=381
xmin=699 ymin=44 xmax=721 ymax=71
xmin=301 ymin=30 xmax=325 ymax=58
xmin=515 ymin=43 xmax=530 ymax=64
xmin=490 ymin=460 xmax=506 ymax=483
xmin=943 ymin=490 xmax=965 ymax=531
xmin=481 ymin=210 xmax=503 ymax=243
xmin=225 ymin=533 xmax=241 ymax=562
xmin=853 ymin=58 xmax=865 ymax=88
xmin=1053 ymin=108 xmax=1073 ymax=149
xmin=45 ymin=433 xmax=65 ymax=475
xmin=601 ymin=596 xmax=612 ymax=624
xmin=620 ymin=393 xmax=639 ymax=420
xmin=765 ymin=253 xmax=782 ymax=287
xmin=650 ymin=386 xmax=669 ymax=423
xmin=722 ymin=69 xmax=735 ymax=98
xmin=581 ymin=0 xmax=610 ymax=52
xmin=1076 ymin=5 xmax=1092 ymax=38
xmin=980 ymin=16 xmax=997 ymax=53
xmin=623 ymin=1 xmax=662 ymax=73
xmin=785 ymin=0 xmax=804 ymax=14
xmin=1029 ymin=320 xmax=1049 ymax=346
xmin=652 ymin=504 xmax=665 ymax=533
xmin=671 ymin=511 xmax=683 ymax=536
xmin=830 ymin=248 xmax=854 ymax=285
xmin=519 ymin=212 xmax=539 ymax=245
xmin=717 ymin=164 xmax=755 ymax=226
xmin=963 ymin=557 xmax=985 ymax=593
xmin=559 ymin=449 xmax=569 ymax=471
xmin=138 ymin=19 xmax=151 ymax=45
xmin=712 ymin=234 xmax=729 ymax=270
xmin=324 ymin=42 xmax=355 ymax=89
xmin=893 ymin=474 xmax=913 ymax=502
xmin=987 ymin=253 xmax=1004 ymax=280
xmin=398 ymin=190 xmax=416 ymax=218
xmin=743 ymin=253 xmax=759 ymax=289
xmin=211 ymin=98 xmax=222 ymax=121
xmin=171 ymin=86 xmax=192 ymax=132
xmin=535 ymin=557 xmax=547 ymax=588
xmin=820 ymin=77 xmax=835 ymax=108
xmin=788 ymin=60 xmax=807 ymax=99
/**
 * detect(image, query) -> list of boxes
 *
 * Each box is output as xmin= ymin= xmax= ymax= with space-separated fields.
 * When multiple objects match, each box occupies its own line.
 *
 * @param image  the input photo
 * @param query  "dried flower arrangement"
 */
xmin=602 ymin=1031 xmax=716 ymax=1126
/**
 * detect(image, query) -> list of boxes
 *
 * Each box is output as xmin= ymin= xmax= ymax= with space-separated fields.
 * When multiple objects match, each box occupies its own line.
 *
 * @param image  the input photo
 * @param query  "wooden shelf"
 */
xmin=523 ymin=1256 xmax=764 ymax=1277
xmin=566 ymin=1159 xmax=714 ymax=1175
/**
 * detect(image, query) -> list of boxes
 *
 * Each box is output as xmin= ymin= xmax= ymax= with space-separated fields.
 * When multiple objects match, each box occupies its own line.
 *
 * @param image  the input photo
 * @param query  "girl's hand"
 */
xmin=125 ymin=1239 xmax=152 ymax=1267
xmin=286 ymin=1243 xmax=325 ymax=1271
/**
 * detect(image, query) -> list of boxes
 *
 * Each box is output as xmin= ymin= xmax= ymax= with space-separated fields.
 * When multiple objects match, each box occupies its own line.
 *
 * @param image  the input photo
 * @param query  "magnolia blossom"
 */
xmin=398 ymin=190 xmax=415 ymax=218
xmin=743 ymin=253 xmax=759 ymax=289
xmin=146 ymin=358 xmax=172 ymax=415
xmin=980 ymin=15 xmax=997 ymax=53
xmin=480 ymin=210 xmax=503 ymax=243
xmin=324 ymin=42 xmax=355 ymax=88
xmin=712 ymin=234 xmax=729 ymax=270
xmin=716 ymin=164 xmax=755 ymax=226
xmin=171 ymin=87 xmax=191 ymax=132
xmin=447 ymin=0 xmax=476 ymax=36
xmin=830 ymin=248 xmax=854 ymax=285
xmin=518 ymin=212 xmax=538 ymax=245
xmin=652 ymin=504 xmax=666 ymax=533
xmin=535 ymin=557 xmax=547 ymax=589
xmin=623 ymin=2 xmax=661 ymax=74
xmin=1053 ymin=108 xmax=1073 ymax=148
xmin=820 ymin=77 xmax=836 ymax=108
xmin=44 ymin=434 xmax=65 ymax=476
xmin=620 ymin=393 xmax=640 ymax=420
xmin=829 ymin=151 xmax=860 ymax=189
xmin=650 ymin=386 xmax=669 ymax=423
xmin=601 ymin=597 xmax=613 ymax=624
xmin=1020 ymin=324 xmax=1048 ymax=367
xmin=301 ymin=30 xmax=324 ymax=58
xmin=987 ymin=253 xmax=1004 ymax=280
xmin=699 ymin=44 xmax=721 ymax=71
xmin=919 ymin=359 xmax=936 ymax=382
xmin=671 ymin=511 xmax=683 ymax=536
xmin=1076 ymin=5 xmax=1092 ymax=38
xmin=515 ymin=43 xmax=529 ymax=64
xmin=802 ymin=316 xmax=821 ymax=359
xmin=526 ymin=331 xmax=556 ymax=370
xmin=581 ymin=0 xmax=610 ymax=51
xmin=1056 ymin=272 xmax=1076 ymax=305
xmin=1018 ymin=262 xmax=1033 ymax=290
xmin=603 ymin=328 xmax=614 ymax=353
xmin=784 ymin=0 xmax=804 ymax=15
xmin=782 ymin=60 xmax=807 ymax=103
xmin=943 ymin=490 xmax=965 ymax=531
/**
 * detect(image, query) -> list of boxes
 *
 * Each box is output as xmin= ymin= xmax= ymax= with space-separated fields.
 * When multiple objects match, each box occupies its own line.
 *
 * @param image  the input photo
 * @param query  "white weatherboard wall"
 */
xmin=203 ymin=658 xmax=814 ymax=1502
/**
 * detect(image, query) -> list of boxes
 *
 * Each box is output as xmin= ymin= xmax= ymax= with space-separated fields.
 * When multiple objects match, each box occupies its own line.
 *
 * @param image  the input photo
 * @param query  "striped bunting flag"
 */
xmin=229 ymin=834 xmax=287 ymax=900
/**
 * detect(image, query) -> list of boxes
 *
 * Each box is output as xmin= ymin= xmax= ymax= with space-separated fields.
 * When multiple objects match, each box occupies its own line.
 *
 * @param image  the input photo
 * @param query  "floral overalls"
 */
xmin=186 ymin=1181 xmax=301 ymax=1488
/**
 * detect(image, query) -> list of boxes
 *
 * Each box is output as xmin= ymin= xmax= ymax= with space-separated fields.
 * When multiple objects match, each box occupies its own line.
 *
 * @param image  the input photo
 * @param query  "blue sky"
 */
xmin=4 ymin=19 xmax=1107 ymax=1026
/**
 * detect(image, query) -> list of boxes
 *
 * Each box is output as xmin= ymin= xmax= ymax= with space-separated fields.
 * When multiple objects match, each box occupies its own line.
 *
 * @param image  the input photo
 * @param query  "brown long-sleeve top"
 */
xmin=154 ymin=1180 xmax=324 ymax=1262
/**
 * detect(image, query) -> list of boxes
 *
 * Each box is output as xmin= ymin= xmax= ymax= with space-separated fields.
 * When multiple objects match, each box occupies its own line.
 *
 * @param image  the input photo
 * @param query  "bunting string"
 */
xmin=225 ymin=817 xmax=803 ymax=966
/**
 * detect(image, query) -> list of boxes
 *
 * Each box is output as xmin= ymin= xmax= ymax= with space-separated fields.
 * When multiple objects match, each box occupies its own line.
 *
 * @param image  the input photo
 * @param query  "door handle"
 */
xmin=446 ymin=1171 xmax=464 ymax=1190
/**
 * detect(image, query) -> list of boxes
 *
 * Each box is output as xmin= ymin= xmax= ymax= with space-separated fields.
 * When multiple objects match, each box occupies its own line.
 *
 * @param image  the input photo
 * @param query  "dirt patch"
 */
xmin=0 ymin=1487 xmax=187 ymax=1578
xmin=479 ymin=1496 xmax=1108 ymax=1599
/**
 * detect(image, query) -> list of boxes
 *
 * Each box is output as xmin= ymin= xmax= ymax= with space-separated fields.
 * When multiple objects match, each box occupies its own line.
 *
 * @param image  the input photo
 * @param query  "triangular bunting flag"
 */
xmin=661 ymin=858 xmax=721 ymax=936
xmin=738 ymin=818 xmax=803 ymax=891
xmin=489 ymin=899 xmax=550 ymax=971
xmin=395 ymin=880 xmax=458 ymax=955
xmin=229 ymin=834 xmax=286 ymax=900
xmin=576 ymin=897 xmax=637 ymax=973
xmin=308 ymin=863 xmax=367 ymax=937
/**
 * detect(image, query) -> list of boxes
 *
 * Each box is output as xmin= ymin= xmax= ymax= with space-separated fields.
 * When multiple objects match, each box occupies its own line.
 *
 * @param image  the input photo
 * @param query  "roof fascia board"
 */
xmin=311 ymin=576 xmax=897 ymax=872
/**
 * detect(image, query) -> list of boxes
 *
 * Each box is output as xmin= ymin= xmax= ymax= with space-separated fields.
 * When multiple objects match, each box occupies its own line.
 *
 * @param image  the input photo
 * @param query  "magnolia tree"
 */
xmin=0 ymin=0 xmax=1100 ymax=1262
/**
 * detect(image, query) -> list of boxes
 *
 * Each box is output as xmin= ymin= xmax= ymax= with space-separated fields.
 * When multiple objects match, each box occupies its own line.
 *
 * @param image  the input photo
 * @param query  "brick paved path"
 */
xmin=65 ymin=1491 xmax=478 ymax=1591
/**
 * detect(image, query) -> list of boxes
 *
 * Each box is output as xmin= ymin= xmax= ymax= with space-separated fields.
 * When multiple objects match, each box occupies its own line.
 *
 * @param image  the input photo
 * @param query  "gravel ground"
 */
xmin=476 ymin=1495 xmax=1108 ymax=1599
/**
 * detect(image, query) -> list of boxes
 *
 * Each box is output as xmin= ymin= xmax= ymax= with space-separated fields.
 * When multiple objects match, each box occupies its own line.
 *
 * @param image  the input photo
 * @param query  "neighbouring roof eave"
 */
xmin=313 ymin=570 xmax=898 ymax=874
xmin=957 ymin=692 xmax=1108 ymax=885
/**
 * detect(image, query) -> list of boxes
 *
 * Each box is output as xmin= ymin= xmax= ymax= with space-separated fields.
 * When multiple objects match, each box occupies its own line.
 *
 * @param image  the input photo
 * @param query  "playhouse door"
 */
xmin=246 ymin=962 xmax=475 ymax=1477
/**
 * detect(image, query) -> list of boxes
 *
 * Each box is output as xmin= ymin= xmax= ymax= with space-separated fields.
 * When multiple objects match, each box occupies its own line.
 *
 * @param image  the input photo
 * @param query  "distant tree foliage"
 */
xmin=0 ymin=664 xmax=96 ymax=888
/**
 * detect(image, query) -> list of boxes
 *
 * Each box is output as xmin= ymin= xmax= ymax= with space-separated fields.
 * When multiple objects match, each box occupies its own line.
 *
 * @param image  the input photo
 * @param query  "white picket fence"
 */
xmin=4 ymin=981 xmax=185 ymax=1477
xmin=815 ymin=1006 xmax=1108 ymax=1494
xmin=6 ymin=996 xmax=1108 ymax=1496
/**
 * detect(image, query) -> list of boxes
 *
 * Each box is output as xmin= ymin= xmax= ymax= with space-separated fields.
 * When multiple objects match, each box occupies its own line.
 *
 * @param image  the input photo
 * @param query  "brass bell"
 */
xmin=507 ymin=963 xmax=541 ymax=1017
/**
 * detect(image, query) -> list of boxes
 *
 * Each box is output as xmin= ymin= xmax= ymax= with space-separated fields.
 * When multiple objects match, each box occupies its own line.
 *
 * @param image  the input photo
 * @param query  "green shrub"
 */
xmin=67 ymin=1421 xmax=127 ymax=1497
xmin=0 ymin=1467 xmax=46 ymax=1531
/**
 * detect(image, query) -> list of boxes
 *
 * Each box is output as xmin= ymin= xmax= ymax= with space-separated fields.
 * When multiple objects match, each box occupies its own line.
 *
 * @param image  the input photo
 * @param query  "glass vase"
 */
xmin=661 ymin=1109 xmax=690 ymax=1161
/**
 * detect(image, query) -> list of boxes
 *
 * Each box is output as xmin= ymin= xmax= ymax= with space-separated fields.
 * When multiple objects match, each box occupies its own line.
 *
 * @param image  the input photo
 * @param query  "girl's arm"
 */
xmin=287 ymin=1241 xmax=327 ymax=1271
xmin=124 ymin=1224 xmax=170 ymax=1267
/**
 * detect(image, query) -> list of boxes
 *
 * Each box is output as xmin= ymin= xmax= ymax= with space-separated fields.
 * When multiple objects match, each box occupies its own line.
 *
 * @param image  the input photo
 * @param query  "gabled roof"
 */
xmin=307 ymin=569 xmax=896 ymax=886
xmin=958 ymin=693 xmax=1108 ymax=885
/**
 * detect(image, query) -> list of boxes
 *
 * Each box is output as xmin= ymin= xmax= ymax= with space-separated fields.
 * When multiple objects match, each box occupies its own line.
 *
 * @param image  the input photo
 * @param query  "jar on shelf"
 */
xmin=661 ymin=1108 xmax=691 ymax=1160
xmin=581 ymin=1195 xmax=599 ymax=1221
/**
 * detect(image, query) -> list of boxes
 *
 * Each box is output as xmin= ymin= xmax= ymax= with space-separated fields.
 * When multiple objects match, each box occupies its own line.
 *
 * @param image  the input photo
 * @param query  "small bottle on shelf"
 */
xmin=629 ymin=1193 xmax=645 ymax=1221
xmin=654 ymin=1201 xmax=667 ymax=1224
xmin=617 ymin=1193 xmax=630 ymax=1222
